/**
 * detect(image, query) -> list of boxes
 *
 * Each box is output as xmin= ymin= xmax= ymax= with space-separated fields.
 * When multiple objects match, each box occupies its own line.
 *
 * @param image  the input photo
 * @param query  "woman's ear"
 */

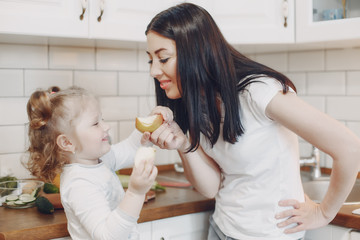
xmin=56 ymin=134 xmax=75 ymax=153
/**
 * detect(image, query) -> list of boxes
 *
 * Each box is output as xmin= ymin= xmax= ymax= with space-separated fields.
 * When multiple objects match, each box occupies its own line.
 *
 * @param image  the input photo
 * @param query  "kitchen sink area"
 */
xmin=301 ymin=171 xmax=360 ymax=205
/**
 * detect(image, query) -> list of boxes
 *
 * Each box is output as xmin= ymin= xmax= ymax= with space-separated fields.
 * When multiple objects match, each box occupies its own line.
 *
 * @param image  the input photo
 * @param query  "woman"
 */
xmin=143 ymin=3 xmax=360 ymax=240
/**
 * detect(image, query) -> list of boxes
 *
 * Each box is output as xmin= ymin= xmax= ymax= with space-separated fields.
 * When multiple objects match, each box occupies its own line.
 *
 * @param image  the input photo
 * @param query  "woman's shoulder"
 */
xmin=243 ymin=76 xmax=282 ymax=92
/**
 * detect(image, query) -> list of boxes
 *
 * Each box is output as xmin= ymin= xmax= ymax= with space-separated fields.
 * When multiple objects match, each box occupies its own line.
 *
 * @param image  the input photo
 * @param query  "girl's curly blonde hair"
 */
xmin=26 ymin=86 xmax=91 ymax=182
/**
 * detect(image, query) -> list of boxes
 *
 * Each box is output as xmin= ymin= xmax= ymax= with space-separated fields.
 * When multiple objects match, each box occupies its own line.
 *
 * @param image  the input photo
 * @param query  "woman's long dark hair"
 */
xmin=146 ymin=3 xmax=296 ymax=152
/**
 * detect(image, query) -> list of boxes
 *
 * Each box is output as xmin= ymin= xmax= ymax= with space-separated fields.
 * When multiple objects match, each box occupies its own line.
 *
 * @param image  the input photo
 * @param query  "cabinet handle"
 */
xmin=79 ymin=0 xmax=88 ymax=21
xmin=282 ymin=0 xmax=288 ymax=28
xmin=97 ymin=0 xmax=105 ymax=22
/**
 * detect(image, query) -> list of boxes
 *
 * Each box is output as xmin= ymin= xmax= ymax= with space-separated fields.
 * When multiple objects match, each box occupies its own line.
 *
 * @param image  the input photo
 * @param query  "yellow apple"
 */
xmin=135 ymin=114 xmax=163 ymax=133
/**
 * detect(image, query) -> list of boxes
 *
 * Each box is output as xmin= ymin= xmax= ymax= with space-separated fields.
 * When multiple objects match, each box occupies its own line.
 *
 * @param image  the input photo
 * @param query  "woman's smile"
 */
xmin=146 ymin=31 xmax=181 ymax=99
xmin=159 ymin=80 xmax=172 ymax=90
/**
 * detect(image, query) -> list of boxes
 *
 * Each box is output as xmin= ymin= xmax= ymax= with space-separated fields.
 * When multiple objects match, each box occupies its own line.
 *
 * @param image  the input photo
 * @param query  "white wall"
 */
xmin=0 ymin=43 xmax=181 ymax=178
xmin=0 ymin=43 xmax=360 ymax=178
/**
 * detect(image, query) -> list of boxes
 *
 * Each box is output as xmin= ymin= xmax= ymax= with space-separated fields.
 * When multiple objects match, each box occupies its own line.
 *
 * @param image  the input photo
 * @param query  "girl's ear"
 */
xmin=56 ymin=134 xmax=75 ymax=153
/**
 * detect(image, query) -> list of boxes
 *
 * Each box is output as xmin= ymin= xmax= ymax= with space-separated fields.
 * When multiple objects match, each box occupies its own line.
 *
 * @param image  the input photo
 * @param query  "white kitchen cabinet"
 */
xmin=89 ymin=0 xmax=183 ymax=42
xmin=139 ymin=221 xmax=152 ymax=240
xmin=296 ymin=0 xmax=360 ymax=43
xmin=0 ymin=0 xmax=293 ymax=44
xmin=304 ymin=224 xmax=352 ymax=240
xmin=0 ymin=0 xmax=88 ymax=38
xmin=351 ymin=230 xmax=360 ymax=240
xmin=187 ymin=0 xmax=295 ymax=44
xmin=0 ymin=0 xmax=182 ymax=42
xmin=150 ymin=211 xmax=211 ymax=240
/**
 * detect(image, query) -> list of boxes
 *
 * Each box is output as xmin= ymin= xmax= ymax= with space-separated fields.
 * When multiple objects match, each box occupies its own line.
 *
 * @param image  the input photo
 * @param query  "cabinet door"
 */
xmin=152 ymin=211 xmax=211 ymax=240
xmin=0 ymin=0 xmax=88 ymax=37
xmin=188 ymin=0 xmax=294 ymax=44
xmin=351 ymin=230 xmax=360 ymax=240
xmin=89 ymin=0 xmax=183 ymax=42
xmin=296 ymin=0 xmax=360 ymax=42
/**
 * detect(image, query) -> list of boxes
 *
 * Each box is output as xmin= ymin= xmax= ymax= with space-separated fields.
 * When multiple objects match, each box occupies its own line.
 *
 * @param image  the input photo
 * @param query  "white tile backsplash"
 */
xmin=255 ymin=52 xmax=288 ymax=72
xmin=138 ymin=96 xmax=156 ymax=116
xmin=106 ymin=121 xmax=119 ymax=144
xmin=0 ymin=126 xmax=25 ymax=154
xmin=1 ymin=42 xmax=360 ymax=178
xmin=119 ymin=121 xmax=136 ymax=142
xmin=118 ymin=72 xmax=154 ymax=96
xmin=96 ymin=48 xmax=137 ymax=71
xmin=300 ymin=96 xmax=326 ymax=112
xmin=347 ymin=71 xmax=360 ymax=95
xmin=0 ymin=153 xmax=32 ymax=179
xmin=327 ymin=97 xmax=360 ymax=120
xmin=307 ymin=72 xmax=346 ymax=95
xmin=0 ymin=44 xmax=48 ymax=69
xmin=346 ymin=121 xmax=360 ymax=138
xmin=326 ymin=48 xmax=360 ymax=71
xmin=74 ymin=71 xmax=118 ymax=95
xmin=137 ymin=49 xmax=150 ymax=72
xmin=0 ymin=98 xmax=28 ymax=125
xmin=100 ymin=96 xmax=138 ymax=120
xmin=285 ymin=73 xmax=306 ymax=95
xmin=49 ymin=46 xmax=95 ymax=70
xmin=24 ymin=70 xmax=73 ymax=96
xmin=0 ymin=70 xmax=23 ymax=96
xmin=289 ymin=50 xmax=325 ymax=72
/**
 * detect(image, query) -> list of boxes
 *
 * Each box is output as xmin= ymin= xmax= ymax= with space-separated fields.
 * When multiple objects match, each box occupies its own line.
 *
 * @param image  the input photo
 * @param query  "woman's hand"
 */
xmin=275 ymin=195 xmax=332 ymax=233
xmin=141 ymin=106 xmax=189 ymax=151
xmin=148 ymin=121 xmax=189 ymax=151
xmin=151 ymin=106 xmax=174 ymax=123
xmin=140 ymin=106 xmax=174 ymax=146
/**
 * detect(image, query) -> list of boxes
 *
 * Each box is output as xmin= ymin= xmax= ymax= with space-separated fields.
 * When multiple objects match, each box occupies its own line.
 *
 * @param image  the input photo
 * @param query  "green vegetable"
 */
xmin=117 ymin=174 xmax=166 ymax=192
xmin=0 ymin=176 xmax=17 ymax=183
xmin=43 ymin=182 xmax=60 ymax=194
xmin=19 ymin=194 xmax=36 ymax=203
xmin=14 ymin=200 xmax=25 ymax=205
xmin=31 ymin=187 xmax=40 ymax=198
xmin=35 ymin=196 xmax=54 ymax=214
xmin=0 ymin=176 xmax=18 ymax=196
xmin=5 ymin=195 xmax=18 ymax=201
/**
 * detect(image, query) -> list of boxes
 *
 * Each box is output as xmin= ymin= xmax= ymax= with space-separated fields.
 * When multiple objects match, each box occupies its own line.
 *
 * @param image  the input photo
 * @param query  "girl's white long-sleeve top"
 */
xmin=60 ymin=130 xmax=142 ymax=240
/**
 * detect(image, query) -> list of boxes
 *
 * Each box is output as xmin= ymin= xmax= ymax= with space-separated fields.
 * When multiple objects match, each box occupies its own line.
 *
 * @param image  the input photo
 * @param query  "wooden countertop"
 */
xmin=0 ymin=170 xmax=215 ymax=240
xmin=1 ymin=169 xmax=360 ymax=240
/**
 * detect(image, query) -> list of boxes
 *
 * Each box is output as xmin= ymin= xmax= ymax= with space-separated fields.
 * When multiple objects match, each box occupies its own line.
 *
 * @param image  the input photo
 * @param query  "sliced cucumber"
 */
xmin=5 ymin=201 xmax=16 ymax=206
xmin=14 ymin=200 xmax=25 ymax=205
xmin=19 ymin=194 xmax=36 ymax=203
xmin=5 ymin=195 xmax=19 ymax=201
xmin=31 ymin=188 xmax=40 ymax=197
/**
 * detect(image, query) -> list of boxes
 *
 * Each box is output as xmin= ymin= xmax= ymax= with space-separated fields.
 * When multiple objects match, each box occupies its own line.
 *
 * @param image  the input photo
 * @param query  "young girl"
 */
xmin=143 ymin=3 xmax=360 ymax=240
xmin=26 ymin=86 xmax=160 ymax=240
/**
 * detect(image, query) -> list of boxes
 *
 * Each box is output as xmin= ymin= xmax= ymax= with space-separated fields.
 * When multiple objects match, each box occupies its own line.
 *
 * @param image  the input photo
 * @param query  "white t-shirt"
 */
xmin=200 ymin=78 xmax=305 ymax=240
xmin=60 ymin=130 xmax=142 ymax=240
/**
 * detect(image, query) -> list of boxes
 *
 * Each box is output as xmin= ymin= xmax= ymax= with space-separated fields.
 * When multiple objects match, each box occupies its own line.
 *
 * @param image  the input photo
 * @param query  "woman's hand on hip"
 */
xmin=275 ymin=195 xmax=332 ymax=233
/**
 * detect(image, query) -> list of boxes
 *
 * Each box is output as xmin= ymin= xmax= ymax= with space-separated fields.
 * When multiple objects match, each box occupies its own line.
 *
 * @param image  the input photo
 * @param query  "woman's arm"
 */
xmin=147 ymin=118 xmax=221 ymax=198
xmin=178 ymin=142 xmax=221 ymax=199
xmin=266 ymin=91 xmax=360 ymax=233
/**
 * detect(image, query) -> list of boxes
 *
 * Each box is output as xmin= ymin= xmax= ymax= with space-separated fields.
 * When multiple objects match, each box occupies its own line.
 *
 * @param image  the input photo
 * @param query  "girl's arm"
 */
xmin=118 ymin=155 xmax=158 ymax=218
xmin=266 ymin=91 xmax=360 ymax=233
